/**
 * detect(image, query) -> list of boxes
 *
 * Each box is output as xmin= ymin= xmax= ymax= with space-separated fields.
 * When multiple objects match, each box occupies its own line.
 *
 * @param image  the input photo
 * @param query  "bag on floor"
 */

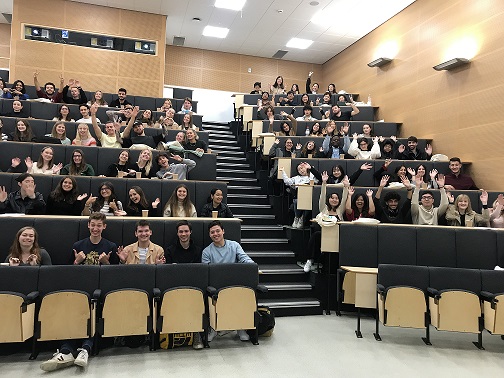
xmin=257 ymin=306 xmax=275 ymax=337
xmin=159 ymin=332 xmax=193 ymax=349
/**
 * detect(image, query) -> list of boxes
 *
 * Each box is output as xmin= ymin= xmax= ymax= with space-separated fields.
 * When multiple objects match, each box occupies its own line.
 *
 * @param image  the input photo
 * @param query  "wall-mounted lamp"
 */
xmin=433 ymin=58 xmax=470 ymax=71
xmin=368 ymin=57 xmax=392 ymax=67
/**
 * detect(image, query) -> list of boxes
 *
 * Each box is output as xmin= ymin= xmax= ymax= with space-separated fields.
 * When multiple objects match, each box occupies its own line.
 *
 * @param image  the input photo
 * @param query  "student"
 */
xmin=155 ymin=152 xmax=196 ymax=180
xmin=53 ymin=104 xmax=75 ymax=122
xmin=348 ymin=135 xmax=381 ymax=160
xmin=183 ymin=129 xmax=207 ymax=153
xmin=268 ymin=138 xmax=295 ymax=179
xmin=178 ymin=97 xmax=194 ymax=114
xmin=62 ymin=79 xmax=87 ymax=104
xmin=108 ymin=88 xmax=131 ymax=108
xmin=46 ymin=176 xmax=88 ymax=216
xmin=122 ymin=107 xmax=166 ymax=149
xmin=490 ymin=194 xmax=504 ymax=228
xmin=445 ymin=191 xmax=490 ymax=227
xmin=125 ymin=186 xmax=160 ymax=217
xmin=444 ymin=157 xmax=478 ymax=190
xmin=105 ymin=150 xmax=135 ymax=177
xmin=5 ymin=226 xmax=52 ymax=266
xmin=8 ymin=119 xmax=37 ymax=142
xmin=295 ymin=105 xmax=318 ymax=122
xmin=202 ymin=220 xmax=254 ymax=342
xmin=290 ymin=83 xmax=300 ymax=94
xmin=250 ymin=82 xmax=262 ymax=94
xmin=34 ymin=71 xmax=64 ymax=103
xmin=0 ymin=118 xmax=7 ymax=141
xmin=132 ymin=149 xmax=156 ymax=178
xmin=0 ymin=173 xmax=46 ymax=214
xmin=61 ymin=149 xmax=95 ymax=176
xmin=2 ymin=79 xmax=29 ymax=100
xmin=322 ymin=103 xmax=360 ymax=121
xmin=305 ymin=71 xmax=319 ymax=94
xmin=344 ymin=187 xmax=376 ymax=221
xmin=200 ymin=188 xmax=234 ymax=218
xmin=83 ymin=181 xmax=125 ymax=216
xmin=157 ymin=99 xmax=173 ymax=112
xmin=76 ymin=104 xmax=101 ymax=124
xmin=87 ymin=90 xmax=108 ymax=107
xmin=90 ymin=103 xmax=122 ymax=148
xmin=374 ymin=175 xmax=413 ymax=224
xmin=163 ymin=184 xmax=197 ymax=217
xmin=278 ymin=91 xmax=299 ymax=106
xmin=2 ymin=99 xmax=30 ymax=119
xmin=411 ymin=174 xmax=448 ymax=225
xmin=40 ymin=213 xmax=118 ymax=372
xmin=46 ymin=121 xmax=71 ymax=145
xmin=270 ymin=76 xmax=286 ymax=95
xmin=397 ymin=136 xmax=432 ymax=160
xmin=72 ymin=123 xmax=97 ymax=146
xmin=26 ymin=146 xmax=63 ymax=175
xmin=164 ymin=220 xmax=204 ymax=349
xmin=180 ymin=113 xmax=199 ymax=131
xmin=157 ymin=108 xmax=180 ymax=131
xmin=116 ymin=220 xmax=164 ymax=264
xmin=139 ymin=109 xmax=154 ymax=127
xmin=320 ymin=121 xmax=350 ymax=159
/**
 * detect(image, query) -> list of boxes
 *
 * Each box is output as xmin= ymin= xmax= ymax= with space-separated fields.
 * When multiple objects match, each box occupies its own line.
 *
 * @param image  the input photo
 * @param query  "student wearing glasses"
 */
xmin=411 ymin=174 xmax=448 ymax=225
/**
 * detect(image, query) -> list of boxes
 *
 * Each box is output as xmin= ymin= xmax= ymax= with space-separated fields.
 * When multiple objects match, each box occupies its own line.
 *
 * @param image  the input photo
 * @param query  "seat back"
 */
xmin=208 ymin=263 xmax=258 ymax=290
xmin=377 ymin=264 xmax=429 ymax=291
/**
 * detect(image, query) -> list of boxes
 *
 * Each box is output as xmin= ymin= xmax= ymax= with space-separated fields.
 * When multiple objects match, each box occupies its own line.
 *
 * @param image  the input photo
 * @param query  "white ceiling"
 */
xmin=0 ymin=0 xmax=416 ymax=64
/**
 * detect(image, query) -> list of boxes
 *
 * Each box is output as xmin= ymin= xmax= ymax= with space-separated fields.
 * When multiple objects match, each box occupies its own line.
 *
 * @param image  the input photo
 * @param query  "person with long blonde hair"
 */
xmin=72 ymin=123 xmax=97 ymax=146
xmin=6 ymin=226 xmax=52 ymax=266
xmin=132 ymin=149 xmax=154 ymax=178
xmin=163 ymin=184 xmax=197 ymax=217
xmin=445 ymin=191 xmax=490 ymax=227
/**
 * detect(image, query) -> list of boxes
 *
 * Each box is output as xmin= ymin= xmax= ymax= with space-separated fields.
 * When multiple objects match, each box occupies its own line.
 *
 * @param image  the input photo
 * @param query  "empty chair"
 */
xmin=207 ymin=263 xmax=264 ymax=345
xmin=480 ymin=270 xmax=504 ymax=337
xmin=427 ymin=267 xmax=483 ymax=349
xmin=96 ymin=265 xmax=155 ymax=349
xmin=0 ymin=266 xmax=39 ymax=345
xmin=35 ymin=266 xmax=100 ymax=357
xmin=374 ymin=264 xmax=430 ymax=344
xmin=154 ymin=264 xmax=208 ymax=348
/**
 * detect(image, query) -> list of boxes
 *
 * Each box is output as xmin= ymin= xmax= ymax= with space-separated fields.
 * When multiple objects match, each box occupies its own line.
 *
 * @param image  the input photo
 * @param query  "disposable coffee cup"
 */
xmin=142 ymin=210 xmax=149 ymax=217
xmin=309 ymin=179 xmax=314 ymax=186
xmin=212 ymin=211 xmax=218 ymax=218
xmin=117 ymin=171 xmax=124 ymax=178
xmin=466 ymin=219 xmax=474 ymax=227
xmin=308 ymin=154 xmax=313 ymax=159
xmin=135 ymin=172 xmax=142 ymax=179
xmin=172 ymin=173 xmax=178 ymax=180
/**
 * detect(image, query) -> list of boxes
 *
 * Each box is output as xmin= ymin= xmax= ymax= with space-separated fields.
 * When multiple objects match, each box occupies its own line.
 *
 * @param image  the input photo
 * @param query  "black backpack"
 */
xmin=257 ymin=306 xmax=275 ymax=337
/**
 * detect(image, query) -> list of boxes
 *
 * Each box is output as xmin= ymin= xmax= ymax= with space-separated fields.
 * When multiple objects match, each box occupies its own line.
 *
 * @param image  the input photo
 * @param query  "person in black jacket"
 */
xmin=374 ymin=175 xmax=413 ymax=224
xmin=125 ymin=186 xmax=160 ymax=217
xmin=62 ymin=79 xmax=87 ymax=104
xmin=200 ymin=188 xmax=233 ymax=218
xmin=397 ymin=136 xmax=432 ymax=160
xmin=46 ymin=176 xmax=88 ymax=215
xmin=165 ymin=220 xmax=202 ymax=264
xmin=0 ymin=173 xmax=46 ymax=215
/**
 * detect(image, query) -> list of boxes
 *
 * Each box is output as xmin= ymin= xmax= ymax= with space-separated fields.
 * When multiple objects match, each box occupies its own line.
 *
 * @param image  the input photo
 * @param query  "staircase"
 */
xmin=204 ymin=122 xmax=323 ymax=316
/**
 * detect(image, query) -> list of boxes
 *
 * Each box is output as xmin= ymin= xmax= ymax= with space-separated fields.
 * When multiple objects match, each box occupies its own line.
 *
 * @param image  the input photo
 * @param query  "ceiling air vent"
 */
xmin=173 ymin=36 xmax=185 ymax=46
xmin=2 ymin=13 xmax=12 ymax=23
xmin=272 ymin=50 xmax=288 ymax=59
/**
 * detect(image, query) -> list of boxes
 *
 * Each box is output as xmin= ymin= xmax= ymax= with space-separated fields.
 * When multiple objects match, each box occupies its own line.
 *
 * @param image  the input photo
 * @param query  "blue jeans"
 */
xmin=60 ymin=338 xmax=93 ymax=356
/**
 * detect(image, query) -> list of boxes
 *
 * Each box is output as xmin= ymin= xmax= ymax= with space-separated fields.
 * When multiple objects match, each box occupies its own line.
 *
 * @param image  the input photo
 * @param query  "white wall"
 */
xmin=163 ymin=86 xmax=235 ymax=123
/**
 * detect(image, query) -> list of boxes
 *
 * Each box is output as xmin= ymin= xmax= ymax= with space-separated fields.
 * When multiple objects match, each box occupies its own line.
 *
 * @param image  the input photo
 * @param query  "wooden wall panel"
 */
xmin=0 ymin=23 xmax=10 ymax=66
xmin=10 ymin=0 xmax=165 ymax=97
xmin=165 ymin=65 xmax=202 ymax=89
xmin=202 ymin=50 xmax=240 ymax=71
xmin=166 ymin=46 xmax=203 ymax=68
xmin=201 ymin=70 xmax=241 ymax=93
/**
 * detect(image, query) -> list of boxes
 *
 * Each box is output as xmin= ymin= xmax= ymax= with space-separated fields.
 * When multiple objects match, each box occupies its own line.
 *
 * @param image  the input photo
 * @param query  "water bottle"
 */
xmin=367 ymin=94 xmax=372 ymax=106
xmin=305 ymin=126 xmax=310 ymax=136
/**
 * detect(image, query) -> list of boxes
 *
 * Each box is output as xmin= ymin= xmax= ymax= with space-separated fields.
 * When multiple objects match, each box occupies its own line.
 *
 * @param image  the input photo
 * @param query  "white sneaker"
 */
xmin=303 ymin=259 xmax=313 ymax=273
xmin=207 ymin=327 xmax=217 ymax=342
xmin=237 ymin=330 xmax=250 ymax=341
xmin=192 ymin=332 xmax=204 ymax=350
xmin=74 ymin=348 xmax=88 ymax=368
xmin=40 ymin=350 xmax=75 ymax=372
xmin=291 ymin=217 xmax=299 ymax=228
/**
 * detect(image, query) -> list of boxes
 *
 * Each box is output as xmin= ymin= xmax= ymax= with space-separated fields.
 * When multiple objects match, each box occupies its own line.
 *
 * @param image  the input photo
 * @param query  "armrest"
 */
xmin=480 ymin=291 xmax=497 ymax=302
xmin=25 ymin=291 xmax=39 ymax=304
xmin=92 ymin=289 xmax=102 ymax=302
xmin=427 ymin=287 xmax=440 ymax=299
xmin=153 ymin=288 xmax=161 ymax=300
xmin=207 ymin=286 xmax=218 ymax=300
xmin=256 ymin=284 xmax=268 ymax=294
xmin=377 ymin=284 xmax=385 ymax=294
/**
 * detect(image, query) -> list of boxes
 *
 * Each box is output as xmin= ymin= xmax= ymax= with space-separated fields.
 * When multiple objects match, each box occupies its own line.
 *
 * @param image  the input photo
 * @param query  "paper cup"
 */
xmin=309 ymin=179 xmax=314 ymax=186
xmin=142 ymin=209 xmax=149 ymax=217
xmin=172 ymin=173 xmax=178 ymax=180
xmin=135 ymin=172 xmax=142 ymax=179
xmin=117 ymin=171 xmax=124 ymax=178
xmin=212 ymin=211 xmax=218 ymax=218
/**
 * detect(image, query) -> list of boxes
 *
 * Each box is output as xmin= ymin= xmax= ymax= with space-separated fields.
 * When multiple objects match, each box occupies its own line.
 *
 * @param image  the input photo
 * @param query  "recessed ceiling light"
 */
xmin=215 ymin=0 xmax=246 ymax=11
xmin=192 ymin=17 xmax=201 ymax=22
xmin=310 ymin=1 xmax=320 ymax=5
xmin=203 ymin=25 xmax=229 ymax=39
xmin=286 ymin=38 xmax=313 ymax=49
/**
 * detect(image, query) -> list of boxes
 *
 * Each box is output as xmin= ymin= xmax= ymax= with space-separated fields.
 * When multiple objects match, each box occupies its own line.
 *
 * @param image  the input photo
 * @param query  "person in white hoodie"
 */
xmin=280 ymin=162 xmax=322 ymax=228
xmin=348 ymin=134 xmax=381 ymax=159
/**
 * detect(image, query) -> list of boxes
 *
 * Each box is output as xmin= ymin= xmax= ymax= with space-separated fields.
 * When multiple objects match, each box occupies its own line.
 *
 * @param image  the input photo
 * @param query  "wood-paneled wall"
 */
xmin=165 ymin=45 xmax=322 ymax=94
xmin=322 ymin=0 xmax=504 ymax=190
xmin=0 ymin=23 xmax=10 ymax=69
xmin=9 ymin=0 xmax=166 ymax=97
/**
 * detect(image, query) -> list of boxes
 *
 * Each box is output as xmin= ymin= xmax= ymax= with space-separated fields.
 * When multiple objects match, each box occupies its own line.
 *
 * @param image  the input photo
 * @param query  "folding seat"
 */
xmin=34 ymin=217 xmax=81 ymax=265
xmin=377 ymin=225 xmax=416 ymax=265
xmin=480 ymin=270 xmax=504 ymax=337
xmin=416 ymin=227 xmax=456 ymax=267
xmin=96 ymin=265 xmax=155 ymax=349
xmin=0 ymin=266 xmax=39 ymax=346
xmin=30 ymin=102 xmax=57 ymax=121
xmin=134 ymin=96 xmax=156 ymax=111
xmin=427 ymin=266 xmax=483 ymax=348
xmin=154 ymin=264 xmax=209 ymax=349
xmin=0 ymin=217 xmax=35 ymax=262
xmin=0 ymin=141 xmax=33 ymax=172
xmin=34 ymin=265 xmax=100 ymax=358
xmin=456 ymin=228 xmax=497 ymax=269
xmin=207 ymin=263 xmax=265 ymax=345
xmin=374 ymin=264 xmax=430 ymax=343
xmin=186 ymin=154 xmax=217 ymax=181
xmin=0 ymin=115 xmax=16 ymax=133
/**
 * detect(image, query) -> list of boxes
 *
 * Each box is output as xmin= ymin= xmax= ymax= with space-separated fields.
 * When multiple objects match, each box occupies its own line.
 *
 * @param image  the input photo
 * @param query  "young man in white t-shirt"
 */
xmin=90 ymin=103 xmax=122 ymax=148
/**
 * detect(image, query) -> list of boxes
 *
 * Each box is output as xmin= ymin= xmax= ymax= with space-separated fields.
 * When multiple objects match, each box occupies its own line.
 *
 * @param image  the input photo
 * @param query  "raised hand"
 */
xmin=99 ymin=251 xmax=112 ymax=265
xmin=155 ymin=255 xmax=166 ymax=265
xmin=59 ymin=73 xmax=64 ymax=84
xmin=131 ymin=106 xmax=140 ymax=118
xmin=85 ymin=195 xmax=97 ymax=207
xmin=352 ymin=133 xmax=358 ymax=140
xmin=67 ymin=79 xmax=75 ymax=87
xmin=379 ymin=136 xmax=385 ymax=142
xmin=0 ymin=186 xmax=7 ymax=202
xmin=309 ymin=71 xmax=314 ymax=77
xmin=446 ymin=191 xmax=454 ymax=203
xmin=170 ymin=153 xmax=182 ymax=162
xmin=77 ymin=193 xmax=88 ymax=201
xmin=109 ymin=200 xmax=118 ymax=211
xmin=400 ymin=175 xmax=412 ymax=189
xmin=436 ymin=173 xmax=445 ymax=188
xmin=116 ymin=246 xmax=128 ymax=263
xmin=27 ymin=254 xmax=38 ymax=266
xmin=90 ymin=103 xmax=98 ymax=115
xmin=372 ymin=136 xmax=379 ymax=144
xmin=497 ymin=194 xmax=504 ymax=206
xmin=480 ymin=190 xmax=488 ymax=205
xmin=324 ymin=110 xmax=330 ymax=118
xmin=425 ymin=144 xmax=433 ymax=155
xmin=322 ymin=171 xmax=329 ymax=183
xmin=296 ymin=143 xmax=302 ymax=150
xmin=429 ymin=169 xmax=438 ymax=180
xmin=316 ymin=97 xmax=320 ymax=105
xmin=152 ymin=198 xmax=160 ymax=208
xmin=52 ymin=162 xmax=63 ymax=174
xmin=24 ymin=157 xmax=33 ymax=169
xmin=384 ymin=158 xmax=392 ymax=168
xmin=74 ymin=80 xmax=81 ymax=87
xmin=74 ymin=249 xmax=86 ymax=264
xmin=11 ymin=157 xmax=21 ymax=168
xmin=342 ymin=175 xmax=350 ymax=187
xmin=274 ymin=138 xmax=280 ymax=145
xmin=398 ymin=144 xmax=405 ymax=153
xmin=33 ymin=70 xmax=39 ymax=79
xmin=407 ymin=167 xmax=416 ymax=177
xmin=380 ymin=175 xmax=390 ymax=187
xmin=360 ymin=162 xmax=372 ymax=171
xmin=390 ymin=136 xmax=397 ymax=142
xmin=366 ymin=189 xmax=373 ymax=197
xmin=9 ymin=257 xmax=20 ymax=266
xmin=348 ymin=186 xmax=355 ymax=196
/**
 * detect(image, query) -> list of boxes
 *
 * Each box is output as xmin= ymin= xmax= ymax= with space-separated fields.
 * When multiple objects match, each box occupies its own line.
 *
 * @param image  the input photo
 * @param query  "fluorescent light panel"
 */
xmin=286 ymin=38 xmax=313 ymax=49
xmin=215 ymin=0 xmax=246 ymax=11
xmin=203 ymin=25 xmax=229 ymax=39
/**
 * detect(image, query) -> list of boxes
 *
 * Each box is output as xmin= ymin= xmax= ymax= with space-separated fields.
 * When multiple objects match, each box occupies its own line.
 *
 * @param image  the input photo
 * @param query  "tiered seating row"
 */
xmin=263 ymin=121 xmax=401 ymax=137
xmin=0 ymin=217 xmax=240 ymax=265
xmin=0 ymin=142 xmax=217 ymax=181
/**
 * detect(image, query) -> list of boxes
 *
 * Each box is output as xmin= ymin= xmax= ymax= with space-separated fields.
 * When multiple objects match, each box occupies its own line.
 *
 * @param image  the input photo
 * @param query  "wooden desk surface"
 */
xmin=340 ymin=266 xmax=378 ymax=274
